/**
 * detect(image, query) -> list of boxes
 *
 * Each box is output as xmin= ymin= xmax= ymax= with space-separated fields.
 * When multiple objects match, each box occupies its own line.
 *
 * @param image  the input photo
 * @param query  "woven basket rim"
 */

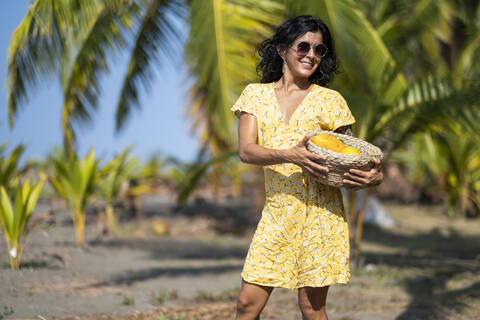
xmin=307 ymin=130 xmax=383 ymax=166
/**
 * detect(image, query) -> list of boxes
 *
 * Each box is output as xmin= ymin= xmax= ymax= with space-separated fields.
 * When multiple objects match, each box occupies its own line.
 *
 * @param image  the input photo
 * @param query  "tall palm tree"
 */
xmin=6 ymin=0 xmax=281 ymax=156
xmin=184 ymin=0 xmax=284 ymax=152
xmin=183 ymin=0 xmax=284 ymax=199
xmin=7 ymin=0 xmax=166 ymax=155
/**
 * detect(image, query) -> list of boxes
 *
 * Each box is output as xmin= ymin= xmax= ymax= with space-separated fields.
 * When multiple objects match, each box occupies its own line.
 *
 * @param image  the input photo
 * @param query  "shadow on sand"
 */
xmin=361 ymin=224 xmax=480 ymax=319
xmin=92 ymin=263 xmax=243 ymax=287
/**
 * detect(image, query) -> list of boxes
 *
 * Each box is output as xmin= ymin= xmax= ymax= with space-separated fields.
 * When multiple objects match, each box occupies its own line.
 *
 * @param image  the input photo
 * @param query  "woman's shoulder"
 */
xmin=312 ymin=84 xmax=343 ymax=97
xmin=243 ymin=82 xmax=272 ymax=89
xmin=239 ymin=82 xmax=273 ymax=97
xmin=312 ymin=85 xmax=349 ymax=105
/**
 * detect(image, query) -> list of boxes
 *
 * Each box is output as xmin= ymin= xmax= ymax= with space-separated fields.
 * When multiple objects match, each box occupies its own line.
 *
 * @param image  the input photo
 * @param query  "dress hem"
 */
xmin=241 ymin=272 xmax=350 ymax=292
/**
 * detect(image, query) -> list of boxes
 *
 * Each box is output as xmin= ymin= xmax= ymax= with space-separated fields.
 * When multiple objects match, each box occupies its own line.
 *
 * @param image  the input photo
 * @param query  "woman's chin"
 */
xmin=293 ymin=70 xmax=316 ymax=79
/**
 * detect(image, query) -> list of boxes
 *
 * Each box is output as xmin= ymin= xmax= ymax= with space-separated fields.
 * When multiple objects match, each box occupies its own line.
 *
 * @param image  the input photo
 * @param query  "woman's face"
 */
xmin=279 ymin=31 xmax=324 ymax=80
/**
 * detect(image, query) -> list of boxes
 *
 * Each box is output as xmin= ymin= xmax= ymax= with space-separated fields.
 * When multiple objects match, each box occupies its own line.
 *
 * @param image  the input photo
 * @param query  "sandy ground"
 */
xmin=1 ymin=195 xmax=480 ymax=320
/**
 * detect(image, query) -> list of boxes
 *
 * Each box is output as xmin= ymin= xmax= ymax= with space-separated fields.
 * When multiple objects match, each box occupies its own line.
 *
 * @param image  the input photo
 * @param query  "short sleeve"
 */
xmin=330 ymin=92 xmax=356 ymax=131
xmin=230 ymin=84 xmax=257 ymax=119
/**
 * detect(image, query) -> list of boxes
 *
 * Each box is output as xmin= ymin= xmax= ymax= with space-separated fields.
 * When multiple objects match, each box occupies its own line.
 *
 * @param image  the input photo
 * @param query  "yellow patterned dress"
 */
xmin=230 ymin=82 xmax=356 ymax=291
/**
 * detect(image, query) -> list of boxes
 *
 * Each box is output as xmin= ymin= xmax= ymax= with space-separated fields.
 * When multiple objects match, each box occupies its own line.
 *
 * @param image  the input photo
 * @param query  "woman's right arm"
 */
xmin=237 ymin=112 xmax=329 ymax=180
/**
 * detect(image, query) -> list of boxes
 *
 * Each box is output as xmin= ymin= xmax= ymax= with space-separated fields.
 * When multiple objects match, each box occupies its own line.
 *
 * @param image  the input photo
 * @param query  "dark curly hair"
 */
xmin=256 ymin=15 xmax=339 ymax=86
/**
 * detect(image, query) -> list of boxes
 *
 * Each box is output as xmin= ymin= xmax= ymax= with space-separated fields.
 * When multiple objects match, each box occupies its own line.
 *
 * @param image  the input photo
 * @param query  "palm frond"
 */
xmin=177 ymin=150 xmax=238 ymax=204
xmin=288 ymin=0 xmax=407 ymax=105
xmin=454 ymin=30 xmax=480 ymax=87
xmin=6 ymin=0 xmax=72 ymax=127
xmin=0 ymin=145 xmax=26 ymax=192
xmin=184 ymin=0 xmax=284 ymax=154
xmin=377 ymin=77 xmax=480 ymax=154
xmin=115 ymin=0 xmax=185 ymax=132
xmin=60 ymin=0 xmax=138 ymax=127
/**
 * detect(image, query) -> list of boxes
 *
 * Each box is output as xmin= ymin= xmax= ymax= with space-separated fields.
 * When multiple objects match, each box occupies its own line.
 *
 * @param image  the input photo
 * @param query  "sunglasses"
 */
xmin=290 ymin=41 xmax=328 ymax=58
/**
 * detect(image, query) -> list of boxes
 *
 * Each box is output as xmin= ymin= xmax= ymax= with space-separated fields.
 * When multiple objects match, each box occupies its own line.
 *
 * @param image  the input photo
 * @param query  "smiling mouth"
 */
xmin=301 ymin=61 xmax=313 ymax=68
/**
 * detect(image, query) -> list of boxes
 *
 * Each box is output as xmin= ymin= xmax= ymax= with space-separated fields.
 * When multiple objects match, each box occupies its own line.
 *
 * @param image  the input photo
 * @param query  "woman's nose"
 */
xmin=305 ymin=46 xmax=315 ymax=58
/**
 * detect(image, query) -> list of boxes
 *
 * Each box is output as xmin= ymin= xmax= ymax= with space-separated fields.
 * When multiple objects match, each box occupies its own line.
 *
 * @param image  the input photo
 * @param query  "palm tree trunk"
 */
xmin=353 ymin=188 xmax=372 ymax=266
xmin=10 ymin=240 xmax=20 ymax=269
xmin=17 ymin=237 xmax=28 ymax=270
xmin=459 ymin=182 xmax=469 ymax=216
xmin=134 ymin=196 xmax=142 ymax=220
xmin=62 ymin=107 xmax=75 ymax=158
xmin=232 ymin=170 xmax=243 ymax=200
xmin=14 ymin=255 xmax=20 ymax=269
xmin=74 ymin=209 xmax=86 ymax=247
xmin=213 ymin=164 xmax=222 ymax=203
xmin=347 ymin=191 xmax=357 ymax=243
xmin=106 ymin=203 xmax=117 ymax=234
xmin=5 ymin=239 xmax=15 ymax=270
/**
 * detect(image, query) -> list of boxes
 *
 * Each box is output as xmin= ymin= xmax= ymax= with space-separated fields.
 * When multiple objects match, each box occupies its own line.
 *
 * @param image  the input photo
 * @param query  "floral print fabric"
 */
xmin=231 ymin=82 xmax=356 ymax=291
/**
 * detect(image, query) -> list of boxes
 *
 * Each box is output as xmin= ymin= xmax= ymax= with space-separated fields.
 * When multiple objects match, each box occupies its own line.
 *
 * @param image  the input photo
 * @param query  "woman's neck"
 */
xmin=274 ymin=72 xmax=311 ymax=91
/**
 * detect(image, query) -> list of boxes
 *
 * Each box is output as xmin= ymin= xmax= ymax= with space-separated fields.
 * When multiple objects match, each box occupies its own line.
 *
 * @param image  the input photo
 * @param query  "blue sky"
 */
xmin=0 ymin=1 xmax=199 ymax=164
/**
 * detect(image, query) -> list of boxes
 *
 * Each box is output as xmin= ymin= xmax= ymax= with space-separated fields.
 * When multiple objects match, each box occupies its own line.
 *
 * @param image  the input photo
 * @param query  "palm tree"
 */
xmin=396 ymin=128 xmax=480 ymax=218
xmin=0 ymin=178 xmax=45 ymax=269
xmin=97 ymin=147 xmax=133 ymax=233
xmin=8 ymin=0 xmax=152 ymax=155
xmin=49 ymin=149 xmax=99 ymax=246
xmin=6 ymin=0 xmax=281 ymax=156
xmin=116 ymin=154 xmax=157 ymax=220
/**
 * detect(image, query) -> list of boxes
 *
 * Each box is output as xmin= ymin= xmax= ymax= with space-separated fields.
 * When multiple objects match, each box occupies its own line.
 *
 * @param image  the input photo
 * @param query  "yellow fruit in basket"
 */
xmin=341 ymin=146 xmax=360 ymax=155
xmin=311 ymin=134 xmax=346 ymax=153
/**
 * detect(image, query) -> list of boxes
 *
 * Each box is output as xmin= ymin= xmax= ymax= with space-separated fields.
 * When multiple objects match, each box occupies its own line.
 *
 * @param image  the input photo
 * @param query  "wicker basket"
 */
xmin=306 ymin=130 xmax=383 ymax=188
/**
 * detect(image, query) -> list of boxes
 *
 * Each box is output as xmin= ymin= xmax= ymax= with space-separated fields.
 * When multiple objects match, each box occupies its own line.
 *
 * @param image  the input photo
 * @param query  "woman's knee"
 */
xmin=236 ymin=281 xmax=273 ymax=315
xmin=298 ymin=286 xmax=329 ymax=320
xmin=236 ymin=292 xmax=261 ymax=314
xmin=299 ymin=301 xmax=327 ymax=320
xmin=236 ymin=294 xmax=250 ymax=313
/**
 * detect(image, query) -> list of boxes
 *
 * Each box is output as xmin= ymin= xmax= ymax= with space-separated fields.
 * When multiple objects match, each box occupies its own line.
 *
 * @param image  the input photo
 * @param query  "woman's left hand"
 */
xmin=342 ymin=158 xmax=383 ymax=190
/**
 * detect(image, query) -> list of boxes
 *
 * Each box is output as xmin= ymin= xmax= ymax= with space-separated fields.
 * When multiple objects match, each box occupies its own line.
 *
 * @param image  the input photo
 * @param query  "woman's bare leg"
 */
xmin=297 ymin=286 xmax=329 ymax=320
xmin=235 ymin=279 xmax=274 ymax=320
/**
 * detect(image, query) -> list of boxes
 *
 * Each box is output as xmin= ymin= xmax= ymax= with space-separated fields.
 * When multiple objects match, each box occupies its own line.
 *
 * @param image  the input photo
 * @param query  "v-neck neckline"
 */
xmin=271 ymin=82 xmax=315 ymax=125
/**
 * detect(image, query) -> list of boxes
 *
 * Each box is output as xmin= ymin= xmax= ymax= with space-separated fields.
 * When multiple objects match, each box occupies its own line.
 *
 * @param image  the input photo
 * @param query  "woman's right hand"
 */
xmin=287 ymin=135 xmax=329 ymax=180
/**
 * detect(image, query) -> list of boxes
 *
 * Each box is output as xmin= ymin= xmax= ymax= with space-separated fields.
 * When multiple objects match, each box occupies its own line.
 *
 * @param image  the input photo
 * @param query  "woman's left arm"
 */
xmin=335 ymin=125 xmax=383 ymax=190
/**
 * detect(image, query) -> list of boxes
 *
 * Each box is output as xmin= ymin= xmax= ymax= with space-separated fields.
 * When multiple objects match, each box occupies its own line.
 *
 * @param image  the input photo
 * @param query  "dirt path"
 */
xmin=1 ymin=198 xmax=479 ymax=320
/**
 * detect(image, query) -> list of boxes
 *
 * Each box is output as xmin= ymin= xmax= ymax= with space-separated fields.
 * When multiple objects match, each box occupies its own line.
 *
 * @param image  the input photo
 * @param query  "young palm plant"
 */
xmin=0 ymin=177 xmax=45 ymax=269
xmin=406 ymin=128 xmax=480 ymax=217
xmin=49 ymin=149 xmax=99 ymax=246
xmin=115 ymin=155 xmax=156 ymax=220
xmin=97 ymin=147 xmax=133 ymax=233
xmin=162 ymin=150 xmax=238 ymax=205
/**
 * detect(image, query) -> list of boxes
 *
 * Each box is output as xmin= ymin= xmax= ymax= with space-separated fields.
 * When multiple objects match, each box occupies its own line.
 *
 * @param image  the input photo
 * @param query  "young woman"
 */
xmin=230 ymin=15 xmax=383 ymax=320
